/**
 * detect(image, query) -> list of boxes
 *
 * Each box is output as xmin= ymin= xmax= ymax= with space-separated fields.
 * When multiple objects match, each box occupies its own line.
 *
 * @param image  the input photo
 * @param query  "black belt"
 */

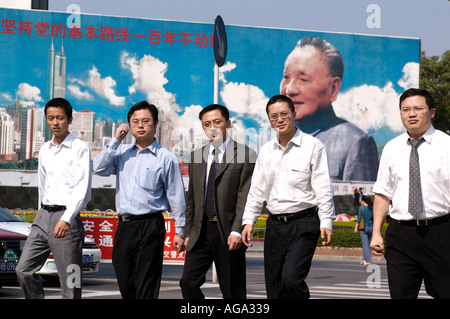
xmin=392 ymin=214 xmax=450 ymax=227
xmin=41 ymin=204 xmax=66 ymax=212
xmin=119 ymin=212 xmax=163 ymax=222
xmin=269 ymin=206 xmax=317 ymax=223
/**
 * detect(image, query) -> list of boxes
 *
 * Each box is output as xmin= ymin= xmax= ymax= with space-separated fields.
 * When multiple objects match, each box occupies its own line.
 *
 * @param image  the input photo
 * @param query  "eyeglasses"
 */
xmin=130 ymin=118 xmax=152 ymax=127
xmin=269 ymin=112 xmax=291 ymax=122
xmin=400 ymin=106 xmax=428 ymax=114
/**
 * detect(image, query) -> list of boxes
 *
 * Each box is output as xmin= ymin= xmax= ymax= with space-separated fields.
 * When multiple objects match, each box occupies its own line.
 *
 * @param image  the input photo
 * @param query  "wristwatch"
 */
xmin=176 ymin=233 xmax=185 ymax=239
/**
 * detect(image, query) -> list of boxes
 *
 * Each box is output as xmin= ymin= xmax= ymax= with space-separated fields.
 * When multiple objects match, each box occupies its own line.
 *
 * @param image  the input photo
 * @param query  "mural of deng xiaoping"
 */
xmin=0 ymin=8 xmax=420 ymax=182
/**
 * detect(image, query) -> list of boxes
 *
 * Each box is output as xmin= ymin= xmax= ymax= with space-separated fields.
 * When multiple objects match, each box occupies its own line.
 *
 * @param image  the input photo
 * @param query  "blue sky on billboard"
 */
xmin=0 ymin=1 xmax=441 ymax=167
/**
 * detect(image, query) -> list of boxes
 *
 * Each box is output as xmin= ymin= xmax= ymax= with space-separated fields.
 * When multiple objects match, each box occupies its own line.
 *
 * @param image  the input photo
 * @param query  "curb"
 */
xmin=247 ymin=242 xmax=386 ymax=263
xmin=313 ymin=246 xmax=386 ymax=262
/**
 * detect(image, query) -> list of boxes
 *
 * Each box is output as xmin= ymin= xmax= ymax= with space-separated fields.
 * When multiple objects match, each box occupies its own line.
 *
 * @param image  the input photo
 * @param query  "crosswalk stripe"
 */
xmin=310 ymin=280 xmax=432 ymax=299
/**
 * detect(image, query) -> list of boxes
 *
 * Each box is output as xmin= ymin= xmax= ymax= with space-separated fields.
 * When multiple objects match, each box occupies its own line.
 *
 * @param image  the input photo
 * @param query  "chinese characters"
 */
xmin=1 ymin=17 xmax=213 ymax=48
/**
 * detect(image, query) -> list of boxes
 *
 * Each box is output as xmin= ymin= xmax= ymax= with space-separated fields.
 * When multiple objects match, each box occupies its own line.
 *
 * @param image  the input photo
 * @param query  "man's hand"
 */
xmin=174 ymin=235 xmax=186 ymax=254
xmin=115 ymin=124 xmax=129 ymax=142
xmin=369 ymin=194 xmax=389 ymax=256
xmin=320 ymin=227 xmax=333 ymax=246
xmin=370 ymin=233 xmax=385 ymax=256
xmin=228 ymin=234 xmax=243 ymax=251
xmin=54 ymin=220 xmax=69 ymax=238
xmin=241 ymin=224 xmax=253 ymax=247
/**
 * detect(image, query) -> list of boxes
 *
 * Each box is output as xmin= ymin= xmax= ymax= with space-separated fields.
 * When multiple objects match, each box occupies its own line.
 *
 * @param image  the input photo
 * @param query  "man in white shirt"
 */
xmin=16 ymin=98 xmax=91 ymax=299
xmin=370 ymin=88 xmax=450 ymax=298
xmin=242 ymin=95 xmax=334 ymax=299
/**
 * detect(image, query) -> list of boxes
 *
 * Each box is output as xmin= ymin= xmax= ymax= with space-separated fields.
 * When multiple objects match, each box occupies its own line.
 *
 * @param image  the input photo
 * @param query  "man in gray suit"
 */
xmin=180 ymin=104 xmax=256 ymax=299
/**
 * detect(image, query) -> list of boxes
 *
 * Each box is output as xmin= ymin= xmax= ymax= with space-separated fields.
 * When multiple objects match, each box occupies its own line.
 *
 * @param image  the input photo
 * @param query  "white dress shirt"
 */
xmin=373 ymin=125 xmax=450 ymax=220
xmin=242 ymin=128 xmax=335 ymax=230
xmin=38 ymin=133 xmax=92 ymax=224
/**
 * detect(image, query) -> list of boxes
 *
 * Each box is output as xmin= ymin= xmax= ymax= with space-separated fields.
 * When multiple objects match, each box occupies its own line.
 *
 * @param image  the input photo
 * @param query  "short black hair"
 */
xmin=127 ymin=101 xmax=159 ymax=123
xmin=199 ymin=104 xmax=229 ymax=121
xmin=266 ymin=95 xmax=295 ymax=114
xmin=45 ymin=98 xmax=73 ymax=119
xmin=399 ymin=88 xmax=435 ymax=109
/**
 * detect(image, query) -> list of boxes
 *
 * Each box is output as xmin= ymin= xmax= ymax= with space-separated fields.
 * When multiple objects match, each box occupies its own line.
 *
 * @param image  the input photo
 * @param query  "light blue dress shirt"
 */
xmin=93 ymin=138 xmax=185 ymax=233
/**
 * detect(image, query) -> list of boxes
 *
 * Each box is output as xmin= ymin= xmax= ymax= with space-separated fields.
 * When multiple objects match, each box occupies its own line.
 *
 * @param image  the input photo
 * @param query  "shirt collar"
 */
xmin=422 ymin=125 xmax=435 ymax=144
xmin=209 ymin=136 xmax=230 ymax=155
xmin=49 ymin=132 xmax=75 ymax=149
xmin=405 ymin=125 xmax=435 ymax=145
xmin=271 ymin=127 xmax=302 ymax=150
xmin=132 ymin=138 xmax=160 ymax=155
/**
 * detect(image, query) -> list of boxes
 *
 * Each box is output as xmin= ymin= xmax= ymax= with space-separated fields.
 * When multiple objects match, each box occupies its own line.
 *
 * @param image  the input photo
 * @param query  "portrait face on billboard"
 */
xmin=280 ymin=45 xmax=341 ymax=121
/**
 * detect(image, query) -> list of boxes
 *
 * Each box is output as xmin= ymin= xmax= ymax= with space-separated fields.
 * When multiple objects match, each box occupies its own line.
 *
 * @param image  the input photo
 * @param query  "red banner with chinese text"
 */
xmin=81 ymin=216 xmax=185 ymax=262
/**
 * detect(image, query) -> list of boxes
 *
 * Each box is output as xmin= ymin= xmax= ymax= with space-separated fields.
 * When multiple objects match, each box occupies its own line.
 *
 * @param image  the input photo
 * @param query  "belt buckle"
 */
xmin=416 ymin=219 xmax=428 ymax=227
xmin=271 ymin=214 xmax=291 ymax=223
xmin=276 ymin=215 xmax=288 ymax=223
xmin=121 ymin=216 xmax=130 ymax=222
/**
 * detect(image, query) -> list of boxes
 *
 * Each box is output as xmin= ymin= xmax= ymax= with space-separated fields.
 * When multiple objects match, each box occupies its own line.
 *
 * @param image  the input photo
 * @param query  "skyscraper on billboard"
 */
xmin=45 ymin=40 xmax=66 ymax=141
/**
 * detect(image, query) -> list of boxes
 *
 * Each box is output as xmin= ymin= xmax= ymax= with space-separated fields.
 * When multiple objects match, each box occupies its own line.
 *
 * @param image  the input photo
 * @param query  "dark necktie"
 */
xmin=408 ymin=138 xmax=425 ymax=219
xmin=205 ymin=149 xmax=219 ymax=219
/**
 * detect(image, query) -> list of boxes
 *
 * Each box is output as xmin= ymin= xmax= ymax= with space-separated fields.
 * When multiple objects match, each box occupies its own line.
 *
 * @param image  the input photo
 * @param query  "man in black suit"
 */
xmin=180 ymin=104 xmax=256 ymax=299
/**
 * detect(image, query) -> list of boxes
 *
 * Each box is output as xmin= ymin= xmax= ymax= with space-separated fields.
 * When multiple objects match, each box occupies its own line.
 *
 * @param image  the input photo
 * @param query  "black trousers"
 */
xmin=264 ymin=213 xmax=320 ymax=299
xmin=180 ymin=219 xmax=246 ymax=299
xmin=112 ymin=214 xmax=165 ymax=299
xmin=385 ymin=217 xmax=450 ymax=299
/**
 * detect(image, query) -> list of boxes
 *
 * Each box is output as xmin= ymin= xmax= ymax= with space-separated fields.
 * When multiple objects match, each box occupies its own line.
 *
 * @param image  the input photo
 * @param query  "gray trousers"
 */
xmin=16 ymin=209 xmax=84 ymax=299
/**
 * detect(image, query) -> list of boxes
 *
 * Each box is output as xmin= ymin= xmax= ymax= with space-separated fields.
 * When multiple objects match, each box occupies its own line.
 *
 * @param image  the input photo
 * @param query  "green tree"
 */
xmin=420 ymin=50 xmax=450 ymax=133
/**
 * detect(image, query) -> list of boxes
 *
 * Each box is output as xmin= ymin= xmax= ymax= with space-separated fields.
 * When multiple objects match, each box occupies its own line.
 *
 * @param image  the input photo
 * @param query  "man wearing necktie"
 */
xmin=180 ymin=104 xmax=256 ymax=299
xmin=371 ymin=88 xmax=450 ymax=299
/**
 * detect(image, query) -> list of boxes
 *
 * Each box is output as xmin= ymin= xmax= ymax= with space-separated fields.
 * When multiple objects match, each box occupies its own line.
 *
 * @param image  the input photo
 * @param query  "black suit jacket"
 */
xmin=185 ymin=139 xmax=256 ymax=251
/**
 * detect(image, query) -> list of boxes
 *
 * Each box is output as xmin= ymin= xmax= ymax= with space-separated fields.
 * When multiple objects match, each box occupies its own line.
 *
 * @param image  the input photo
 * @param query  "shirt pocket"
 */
xmin=426 ymin=155 xmax=449 ymax=183
xmin=139 ymin=169 xmax=160 ymax=191
xmin=289 ymin=164 xmax=311 ymax=188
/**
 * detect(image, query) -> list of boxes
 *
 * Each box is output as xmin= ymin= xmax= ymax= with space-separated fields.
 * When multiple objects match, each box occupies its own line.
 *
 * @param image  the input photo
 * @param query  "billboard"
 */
xmin=0 ymin=8 xmax=420 ymax=182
